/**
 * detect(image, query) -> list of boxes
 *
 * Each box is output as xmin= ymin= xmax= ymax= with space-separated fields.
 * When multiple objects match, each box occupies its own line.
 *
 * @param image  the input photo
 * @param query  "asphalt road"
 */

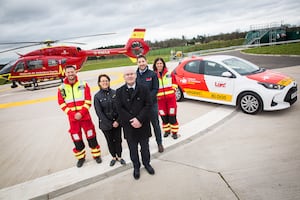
xmin=213 ymin=50 xmax=300 ymax=69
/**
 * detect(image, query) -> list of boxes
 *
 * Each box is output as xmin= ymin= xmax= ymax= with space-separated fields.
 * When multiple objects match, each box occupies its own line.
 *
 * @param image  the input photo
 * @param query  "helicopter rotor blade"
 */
xmin=0 ymin=32 xmax=116 ymax=53
xmin=0 ymin=44 xmax=40 ymax=54
xmin=0 ymin=42 xmax=42 ymax=45
xmin=60 ymin=41 xmax=86 ymax=45
xmin=0 ymin=41 xmax=85 ymax=53
xmin=59 ymin=32 xmax=116 ymax=41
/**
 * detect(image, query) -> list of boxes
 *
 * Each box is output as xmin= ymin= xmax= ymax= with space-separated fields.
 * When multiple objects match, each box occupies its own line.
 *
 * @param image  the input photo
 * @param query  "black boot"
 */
xmin=163 ymin=132 xmax=170 ymax=137
xmin=77 ymin=158 xmax=85 ymax=168
xmin=95 ymin=156 xmax=102 ymax=164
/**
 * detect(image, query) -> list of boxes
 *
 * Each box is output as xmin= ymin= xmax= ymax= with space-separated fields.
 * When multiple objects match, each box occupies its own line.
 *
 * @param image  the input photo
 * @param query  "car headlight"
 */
xmin=258 ymin=82 xmax=285 ymax=90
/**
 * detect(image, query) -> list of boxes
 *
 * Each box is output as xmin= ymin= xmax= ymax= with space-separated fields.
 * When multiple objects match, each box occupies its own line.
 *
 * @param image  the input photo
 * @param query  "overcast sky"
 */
xmin=0 ymin=0 xmax=299 ymax=62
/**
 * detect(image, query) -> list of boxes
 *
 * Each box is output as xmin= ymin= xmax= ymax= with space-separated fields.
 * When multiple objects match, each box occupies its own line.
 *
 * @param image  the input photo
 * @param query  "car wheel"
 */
xmin=175 ymin=87 xmax=184 ymax=102
xmin=238 ymin=92 xmax=262 ymax=114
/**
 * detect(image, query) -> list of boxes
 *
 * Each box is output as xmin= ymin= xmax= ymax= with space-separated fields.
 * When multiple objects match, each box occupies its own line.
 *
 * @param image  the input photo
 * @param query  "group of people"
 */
xmin=57 ymin=55 xmax=179 ymax=180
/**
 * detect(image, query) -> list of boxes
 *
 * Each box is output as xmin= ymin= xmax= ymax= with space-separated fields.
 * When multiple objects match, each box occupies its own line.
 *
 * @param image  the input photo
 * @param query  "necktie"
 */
xmin=128 ymin=88 xmax=134 ymax=98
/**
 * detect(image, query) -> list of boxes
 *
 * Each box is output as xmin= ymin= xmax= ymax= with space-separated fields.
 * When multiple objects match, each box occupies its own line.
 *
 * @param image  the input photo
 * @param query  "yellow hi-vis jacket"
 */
xmin=156 ymin=68 xmax=178 ymax=99
xmin=57 ymin=77 xmax=92 ymax=121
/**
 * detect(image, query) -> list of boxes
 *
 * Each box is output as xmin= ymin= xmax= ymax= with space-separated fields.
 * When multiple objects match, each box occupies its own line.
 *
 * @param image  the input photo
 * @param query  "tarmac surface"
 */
xmin=56 ymin=66 xmax=300 ymax=200
xmin=0 ymin=51 xmax=299 ymax=199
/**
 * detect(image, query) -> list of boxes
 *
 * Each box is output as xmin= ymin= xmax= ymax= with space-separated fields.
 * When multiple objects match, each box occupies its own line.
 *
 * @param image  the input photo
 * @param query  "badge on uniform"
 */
xmin=78 ymin=85 xmax=84 ymax=90
xmin=146 ymin=77 xmax=152 ymax=81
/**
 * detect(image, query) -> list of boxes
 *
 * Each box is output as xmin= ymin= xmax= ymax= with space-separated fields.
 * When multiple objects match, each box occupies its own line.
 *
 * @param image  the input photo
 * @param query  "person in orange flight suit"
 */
xmin=57 ymin=65 xmax=102 ymax=168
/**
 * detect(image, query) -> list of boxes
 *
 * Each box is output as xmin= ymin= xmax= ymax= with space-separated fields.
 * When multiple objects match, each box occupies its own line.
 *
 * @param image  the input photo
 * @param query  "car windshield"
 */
xmin=222 ymin=58 xmax=262 ymax=75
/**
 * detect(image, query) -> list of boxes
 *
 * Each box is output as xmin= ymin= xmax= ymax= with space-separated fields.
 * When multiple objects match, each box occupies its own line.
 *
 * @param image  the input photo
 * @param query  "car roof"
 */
xmin=184 ymin=55 xmax=235 ymax=61
xmin=178 ymin=55 xmax=238 ymax=66
xmin=202 ymin=55 xmax=235 ymax=61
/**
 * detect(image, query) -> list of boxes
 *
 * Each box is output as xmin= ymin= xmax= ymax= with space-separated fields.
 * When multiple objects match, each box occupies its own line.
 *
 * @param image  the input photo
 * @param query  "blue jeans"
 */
xmin=150 ymin=103 xmax=163 ymax=145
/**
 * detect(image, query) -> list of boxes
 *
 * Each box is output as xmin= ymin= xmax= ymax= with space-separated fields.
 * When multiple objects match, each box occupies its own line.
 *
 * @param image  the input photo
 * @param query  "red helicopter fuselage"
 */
xmin=2 ymin=28 xmax=150 ymax=89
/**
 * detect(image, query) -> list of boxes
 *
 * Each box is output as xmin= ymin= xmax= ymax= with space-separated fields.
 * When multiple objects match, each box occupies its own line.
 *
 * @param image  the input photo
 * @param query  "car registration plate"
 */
xmin=291 ymin=91 xmax=297 ymax=99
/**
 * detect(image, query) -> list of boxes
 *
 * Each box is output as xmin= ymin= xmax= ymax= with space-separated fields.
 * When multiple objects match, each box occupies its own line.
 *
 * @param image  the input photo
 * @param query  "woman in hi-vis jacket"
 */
xmin=153 ymin=57 xmax=179 ymax=139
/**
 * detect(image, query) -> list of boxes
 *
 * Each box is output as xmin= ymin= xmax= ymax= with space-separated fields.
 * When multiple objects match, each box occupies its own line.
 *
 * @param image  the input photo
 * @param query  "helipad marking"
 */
xmin=0 ymin=72 xmax=124 ymax=109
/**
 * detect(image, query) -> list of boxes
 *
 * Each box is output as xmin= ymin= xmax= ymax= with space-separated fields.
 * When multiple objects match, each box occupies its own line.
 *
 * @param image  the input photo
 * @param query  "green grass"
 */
xmin=242 ymin=42 xmax=300 ymax=55
xmin=81 ymin=58 xmax=134 ymax=72
xmin=81 ymin=55 xmax=171 ymax=72
xmin=81 ymin=38 xmax=246 ymax=71
xmin=0 ymin=79 xmax=8 ymax=85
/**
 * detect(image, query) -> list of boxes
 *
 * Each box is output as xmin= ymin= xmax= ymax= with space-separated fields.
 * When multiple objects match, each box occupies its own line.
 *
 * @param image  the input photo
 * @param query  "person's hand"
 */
xmin=112 ymin=121 xmax=119 ymax=128
xmin=130 ymin=117 xmax=142 ymax=128
xmin=74 ymin=112 xmax=82 ymax=120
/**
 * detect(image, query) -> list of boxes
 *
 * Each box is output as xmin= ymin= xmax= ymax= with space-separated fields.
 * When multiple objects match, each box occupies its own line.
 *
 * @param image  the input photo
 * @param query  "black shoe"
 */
xmin=163 ymin=132 xmax=170 ymax=137
xmin=95 ymin=157 xmax=102 ymax=164
xmin=110 ymin=159 xmax=116 ymax=166
xmin=95 ymin=156 xmax=102 ymax=164
xmin=145 ymin=165 xmax=155 ymax=175
xmin=119 ymin=158 xmax=126 ymax=165
xmin=158 ymin=144 xmax=164 ymax=153
xmin=172 ymin=133 xmax=178 ymax=139
xmin=133 ymin=168 xmax=140 ymax=180
xmin=76 ymin=158 xmax=85 ymax=168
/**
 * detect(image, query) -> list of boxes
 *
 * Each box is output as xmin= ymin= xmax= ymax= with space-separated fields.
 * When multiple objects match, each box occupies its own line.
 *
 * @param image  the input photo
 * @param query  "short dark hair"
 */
xmin=64 ymin=65 xmax=76 ymax=70
xmin=137 ymin=54 xmax=147 ymax=60
xmin=97 ymin=74 xmax=111 ymax=88
xmin=153 ymin=57 xmax=166 ymax=72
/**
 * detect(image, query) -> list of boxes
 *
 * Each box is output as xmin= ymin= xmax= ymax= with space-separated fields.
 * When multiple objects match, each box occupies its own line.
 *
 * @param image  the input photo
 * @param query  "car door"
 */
xmin=180 ymin=60 xmax=210 ymax=99
xmin=203 ymin=60 xmax=235 ymax=104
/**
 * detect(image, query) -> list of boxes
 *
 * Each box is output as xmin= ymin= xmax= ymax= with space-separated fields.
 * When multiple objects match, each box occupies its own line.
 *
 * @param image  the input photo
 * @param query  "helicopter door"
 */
xmin=14 ymin=61 xmax=25 ymax=72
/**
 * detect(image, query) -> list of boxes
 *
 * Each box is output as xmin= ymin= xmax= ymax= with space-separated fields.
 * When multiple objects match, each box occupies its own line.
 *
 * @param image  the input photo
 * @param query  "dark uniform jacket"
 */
xmin=94 ymin=88 xmax=119 ymax=131
xmin=136 ymin=67 xmax=159 ymax=104
xmin=116 ymin=83 xmax=152 ymax=140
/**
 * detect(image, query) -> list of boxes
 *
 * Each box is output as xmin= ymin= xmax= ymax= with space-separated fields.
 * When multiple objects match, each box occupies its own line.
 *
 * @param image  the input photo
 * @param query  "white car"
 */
xmin=172 ymin=55 xmax=298 ymax=114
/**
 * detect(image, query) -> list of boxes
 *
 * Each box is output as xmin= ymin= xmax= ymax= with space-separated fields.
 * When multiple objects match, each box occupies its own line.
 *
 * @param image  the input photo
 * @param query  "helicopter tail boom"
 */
xmin=83 ymin=28 xmax=150 ymax=62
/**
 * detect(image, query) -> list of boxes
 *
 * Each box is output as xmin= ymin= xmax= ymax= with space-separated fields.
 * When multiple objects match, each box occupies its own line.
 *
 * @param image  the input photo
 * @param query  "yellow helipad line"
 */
xmin=0 ymin=72 xmax=124 ymax=109
xmin=0 ymin=87 xmax=11 ymax=92
xmin=0 ymin=96 xmax=57 ymax=109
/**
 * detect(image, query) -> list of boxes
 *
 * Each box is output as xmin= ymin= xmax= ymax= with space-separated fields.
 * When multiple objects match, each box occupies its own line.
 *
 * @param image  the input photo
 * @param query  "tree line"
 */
xmin=96 ymin=24 xmax=300 ymax=51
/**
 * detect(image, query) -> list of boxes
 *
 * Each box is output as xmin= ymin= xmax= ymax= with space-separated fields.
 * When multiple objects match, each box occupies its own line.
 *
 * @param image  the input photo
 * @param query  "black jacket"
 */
xmin=116 ymin=83 xmax=152 ymax=140
xmin=94 ymin=88 xmax=119 ymax=131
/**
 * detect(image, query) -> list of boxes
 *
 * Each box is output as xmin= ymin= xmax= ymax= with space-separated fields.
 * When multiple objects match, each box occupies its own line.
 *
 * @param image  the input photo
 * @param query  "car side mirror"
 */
xmin=221 ymin=71 xmax=234 ymax=78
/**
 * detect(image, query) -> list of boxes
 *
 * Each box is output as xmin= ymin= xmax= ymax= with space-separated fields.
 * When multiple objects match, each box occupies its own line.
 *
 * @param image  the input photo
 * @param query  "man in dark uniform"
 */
xmin=136 ymin=55 xmax=164 ymax=153
xmin=116 ymin=67 xmax=155 ymax=180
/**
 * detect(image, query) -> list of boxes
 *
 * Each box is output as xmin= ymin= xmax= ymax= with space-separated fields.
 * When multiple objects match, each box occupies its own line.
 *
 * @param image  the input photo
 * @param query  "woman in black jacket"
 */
xmin=94 ymin=74 xmax=126 ymax=166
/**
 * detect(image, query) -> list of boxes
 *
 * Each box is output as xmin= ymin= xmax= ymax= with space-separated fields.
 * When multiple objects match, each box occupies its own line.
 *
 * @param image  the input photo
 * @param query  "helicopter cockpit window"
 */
xmin=27 ymin=60 xmax=43 ymax=70
xmin=14 ymin=61 xmax=25 ymax=72
xmin=48 ymin=59 xmax=58 ymax=67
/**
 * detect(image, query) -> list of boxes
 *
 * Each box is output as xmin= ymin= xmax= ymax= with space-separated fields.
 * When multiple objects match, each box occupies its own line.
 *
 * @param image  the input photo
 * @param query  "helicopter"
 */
xmin=0 ymin=28 xmax=150 ymax=89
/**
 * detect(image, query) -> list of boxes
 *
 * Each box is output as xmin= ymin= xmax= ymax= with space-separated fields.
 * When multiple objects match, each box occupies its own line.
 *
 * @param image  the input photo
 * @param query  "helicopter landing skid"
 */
xmin=24 ymin=80 xmax=62 ymax=91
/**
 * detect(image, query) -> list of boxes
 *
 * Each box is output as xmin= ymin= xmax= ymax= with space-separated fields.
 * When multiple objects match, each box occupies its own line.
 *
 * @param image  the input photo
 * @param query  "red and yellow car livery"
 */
xmin=172 ymin=55 xmax=297 ymax=114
